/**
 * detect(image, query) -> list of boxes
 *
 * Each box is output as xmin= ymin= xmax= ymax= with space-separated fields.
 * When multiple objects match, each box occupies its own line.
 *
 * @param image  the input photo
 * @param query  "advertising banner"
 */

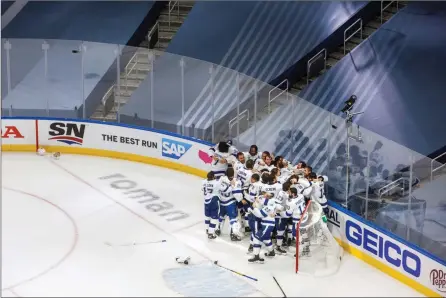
xmin=327 ymin=204 xmax=446 ymax=297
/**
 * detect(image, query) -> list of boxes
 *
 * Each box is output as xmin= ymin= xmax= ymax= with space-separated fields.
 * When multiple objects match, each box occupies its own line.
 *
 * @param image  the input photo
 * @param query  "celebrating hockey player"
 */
xmin=233 ymin=152 xmax=246 ymax=174
xmin=217 ymin=168 xmax=243 ymax=241
xmin=245 ymin=173 xmax=262 ymax=250
xmin=255 ymin=153 xmax=275 ymax=173
xmin=208 ymin=141 xmax=238 ymax=179
xmin=309 ymin=173 xmax=328 ymax=214
xmin=247 ymin=195 xmax=281 ymax=263
xmin=274 ymin=182 xmax=291 ymax=254
xmin=202 ymin=171 xmax=224 ymax=239
xmin=244 ymin=145 xmax=262 ymax=164
xmin=288 ymin=187 xmax=311 ymax=257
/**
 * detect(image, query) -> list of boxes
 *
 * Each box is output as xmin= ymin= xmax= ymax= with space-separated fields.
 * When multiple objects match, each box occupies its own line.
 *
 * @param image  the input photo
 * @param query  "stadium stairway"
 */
xmin=90 ymin=1 xmax=195 ymax=122
xmin=219 ymin=1 xmax=407 ymax=143
xmin=289 ymin=1 xmax=407 ymax=95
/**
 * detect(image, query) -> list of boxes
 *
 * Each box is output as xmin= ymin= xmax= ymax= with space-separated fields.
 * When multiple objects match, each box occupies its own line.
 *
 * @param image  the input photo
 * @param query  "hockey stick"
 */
xmin=273 ymin=276 xmax=287 ymax=298
xmin=213 ymin=261 xmax=258 ymax=281
xmin=104 ymin=240 xmax=167 ymax=247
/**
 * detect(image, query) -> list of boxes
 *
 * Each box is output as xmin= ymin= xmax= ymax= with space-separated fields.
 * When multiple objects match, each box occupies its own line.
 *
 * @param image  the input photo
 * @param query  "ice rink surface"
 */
xmin=2 ymin=153 xmax=423 ymax=297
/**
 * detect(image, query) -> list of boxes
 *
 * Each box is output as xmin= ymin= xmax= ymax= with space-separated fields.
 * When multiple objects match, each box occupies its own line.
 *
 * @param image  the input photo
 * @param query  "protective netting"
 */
xmin=295 ymin=201 xmax=343 ymax=276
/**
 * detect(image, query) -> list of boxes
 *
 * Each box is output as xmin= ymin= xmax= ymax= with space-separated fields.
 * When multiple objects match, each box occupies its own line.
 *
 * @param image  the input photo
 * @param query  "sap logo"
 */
xmin=327 ymin=208 xmax=340 ymax=227
xmin=49 ymin=122 xmax=86 ymax=146
xmin=346 ymin=220 xmax=421 ymax=278
xmin=162 ymin=138 xmax=191 ymax=160
xmin=1 ymin=126 xmax=24 ymax=139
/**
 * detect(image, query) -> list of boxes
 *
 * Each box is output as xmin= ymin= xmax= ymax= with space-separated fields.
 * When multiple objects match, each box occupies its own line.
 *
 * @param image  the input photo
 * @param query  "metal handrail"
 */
xmin=229 ymin=109 xmax=249 ymax=137
xmin=102 ymin=49 xmax=142 ymax=112
xmin=268 ymin=79 xmax=288 ymax=114
xmin=168 ymin=1 xmax=180 ymax=28
xmin=344 ymin=18 xmax=363 ymax=55
xmin=147 ymin=21 xmax=159 ymax=48
xmin=378 ymin=177 xmax=405 ymax=199
xmin=381 ymin=1 xmax=397 ymax=24
xmin=102 ymin=85 xmax=114 ymax=106
xmin=306 ymin=48 xmax=326 ymax=85
xmin=431 ymin=152 xmax=446 ymax=181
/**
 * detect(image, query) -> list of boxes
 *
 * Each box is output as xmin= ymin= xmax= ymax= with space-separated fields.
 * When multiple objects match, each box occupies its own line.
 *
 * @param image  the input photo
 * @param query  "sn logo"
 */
xmin=162 ymin=138 xmax=192 ymax=160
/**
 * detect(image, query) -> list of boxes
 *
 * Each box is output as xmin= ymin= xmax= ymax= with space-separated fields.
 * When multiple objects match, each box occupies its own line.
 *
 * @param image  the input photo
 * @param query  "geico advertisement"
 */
xmin=328 ymin=206 xmax=446 ymax=296
xmin=1 ymin=119 xmax=35 ymax=144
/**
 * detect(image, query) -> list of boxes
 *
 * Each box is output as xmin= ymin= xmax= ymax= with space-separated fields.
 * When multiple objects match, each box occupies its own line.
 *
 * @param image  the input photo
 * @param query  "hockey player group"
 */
xmin=202 ymin=141 xmax=329 ymax=264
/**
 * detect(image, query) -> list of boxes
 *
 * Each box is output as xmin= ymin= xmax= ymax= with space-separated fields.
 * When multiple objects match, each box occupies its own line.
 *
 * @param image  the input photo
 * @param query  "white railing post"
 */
xmin=80 ymin=42 xmax=86 ymax=119
xmin=209 ymin=65 xmax=215 ymax=143
xmin=116 ymin=44 xmax=121 ymax=123
xmin=254 ymin=81 xmax=258 ymax=145
xmin=268 ymin=79 xmax=289 ymax=114
xmin=149 ymin=51 xmax=155 ymax=128
xmin=431 ymin=152 xmax=446 ymax=181
xmin=42 ymin=41 xmax=50 ymax=116
xmin=236 ymin=74 xmax=241 ymax=142
xmin=180 ymin=57 xmax=185 ymax=135
xmin=307 ymin=48 xmax=326 ymax=85
xmin=4 ymin=40 xmax=12 ymax=95
xmin=229 ymin=109 xmax=250 ymax=138
xmin=344 ymin=18 xmax=363 ymax=55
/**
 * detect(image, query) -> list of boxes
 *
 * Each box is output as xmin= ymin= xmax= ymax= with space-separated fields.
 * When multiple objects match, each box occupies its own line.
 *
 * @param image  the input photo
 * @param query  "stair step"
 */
xmin=91 ymin=114 xmax=118 ymax=122
xmin=111 ymin=89 xmax=133 ymax=97
xmin=329 ymin=51 xmax=344 ymax=60
xmin=162 ymin=10 xmax=190 ymax=17
xmin=367 ymin=20 xmax=382 ymax=29
xmin=342 ymin=41 xmax=357 ymax=52
xmin=158 ymin=31 xmax=176 ymax=39
xmin=293 ymin=79 xmax=307 ymax=90
xmin=179 ymin=1 xmax=195 ymax=8
xmin=118 ymin=79 xmax=142 ymax=88
xmin=140 ymin=39 xmax=170 ymax=50
xmin=121 ymin=72 xmax=147 ymax=81
xmin=375 ymin=11 xmax=394 ymax=23
xmin=289 ymin=88 xmax=301 ymax=96
xmin=349 ymin=36 xmax=363 ymax=45
xmin=363 ymin=26 xmax=376 ymax=37
xmin=127 ymin=54 xmax=153 ymax=65
xmin=326 ymin=57 xmax=339 ymax=68
xmin=388 ymin=5 xmax=399 ymax=13
xmin=158 ymin=14 xmax=187 ymax=22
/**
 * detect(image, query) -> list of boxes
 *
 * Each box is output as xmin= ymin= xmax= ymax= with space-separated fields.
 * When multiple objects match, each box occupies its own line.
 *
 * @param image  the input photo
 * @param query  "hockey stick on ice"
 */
xmin=273 ymin=276 xmax=287 ymax=298
xmin=104 ymin=240 xmax=167 ymax=247
xmin=213 ymin=261 xmax=258 ymax=281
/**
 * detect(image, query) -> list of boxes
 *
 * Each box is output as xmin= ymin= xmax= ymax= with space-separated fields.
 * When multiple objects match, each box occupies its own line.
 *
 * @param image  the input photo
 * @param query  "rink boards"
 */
xmin=2 ymin=117 xmax=445 ymax=297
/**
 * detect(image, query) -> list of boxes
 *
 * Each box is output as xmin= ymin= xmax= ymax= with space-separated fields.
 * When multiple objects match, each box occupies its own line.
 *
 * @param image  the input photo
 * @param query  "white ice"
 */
xmin=1 ymin=153 xmax=423 ymax=297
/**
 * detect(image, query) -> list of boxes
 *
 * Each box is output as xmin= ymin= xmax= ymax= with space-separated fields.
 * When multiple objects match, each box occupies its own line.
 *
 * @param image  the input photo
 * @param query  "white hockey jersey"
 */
xmin=280 ymin=194 xmax=308 ymax=223
xmin=202 ymin=179 xmax=224 ymax=204
xmin=244 ymin=151 xmax=262 ymax=164
xmin=311 ymin=181 xmax=327 ymax=209
xmin=247 ymin=181 xmax=263 ymax=203
xmin=292 ymin=178 xmax=313 ymax=198
xmin=276 ymin=190 xmax=289 ymax=207
xmin=255 ymin=162 xmax=275 ymax=173
xmin=219 ymin=176 xmax=243 ymax=206
xmin=208 ymin=145 xmax=237 ymax=178
xmin=262 ymin=182 xmax=282 ymax=201
xmin=236 ymin=167 xmax=253 ymax=191
xmin=250 ymin=198 xmax=279 ymax=227
xmin=233 ymin=160 xmax=245 ymax=174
